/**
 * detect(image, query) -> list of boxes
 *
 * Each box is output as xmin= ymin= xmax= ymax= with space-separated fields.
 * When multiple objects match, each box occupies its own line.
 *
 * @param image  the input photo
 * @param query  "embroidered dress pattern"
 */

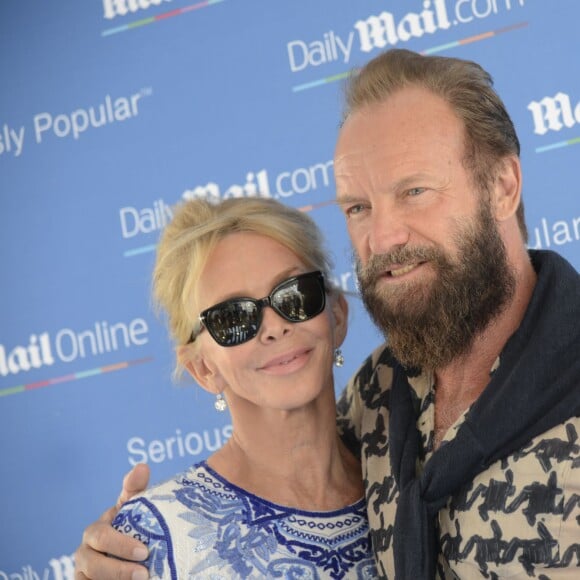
xmin=113 ymin=462 xmax=377 ymax=579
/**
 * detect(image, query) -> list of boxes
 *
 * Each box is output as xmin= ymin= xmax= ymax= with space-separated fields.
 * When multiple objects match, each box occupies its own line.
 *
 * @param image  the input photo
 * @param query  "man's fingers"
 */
xmin=74 ymin=520 xmax=149 ymax=580
xmin=116 ymin=463 xmax=150 ymax=509
xmin=74 ymin=540 xmax=148 ymax=580
xmin=73 ymin=466 xmax=151 ymax=580
xmin=80 ymin=520 xmax=148 ymax=562
xmin=97 ymin=505 xmax=118 ymax=525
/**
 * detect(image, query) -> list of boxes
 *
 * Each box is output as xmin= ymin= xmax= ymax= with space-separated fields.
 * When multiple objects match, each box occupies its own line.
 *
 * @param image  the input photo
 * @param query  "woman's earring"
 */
xmin=214 ymin=393 xmax=227 ymax=412
xmin=334 ymin=348 xmax=344 ymax=367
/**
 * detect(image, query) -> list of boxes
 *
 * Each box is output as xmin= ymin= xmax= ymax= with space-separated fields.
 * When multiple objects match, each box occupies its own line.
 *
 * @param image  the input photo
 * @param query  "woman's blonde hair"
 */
xmin=153 ymin=197 xmax=334 ymax=352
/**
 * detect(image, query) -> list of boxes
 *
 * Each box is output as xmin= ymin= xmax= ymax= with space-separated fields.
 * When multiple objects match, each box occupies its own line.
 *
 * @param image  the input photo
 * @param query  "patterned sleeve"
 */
xmin=336 ymin=343 xmax=395 ymax=460
xmin=552 ymin=420 xmax=580 ymax=577
xmin=112 ymin=498 xmax=175 ymax=580
xmin=336 ymin=362 xmax=365 ymax=458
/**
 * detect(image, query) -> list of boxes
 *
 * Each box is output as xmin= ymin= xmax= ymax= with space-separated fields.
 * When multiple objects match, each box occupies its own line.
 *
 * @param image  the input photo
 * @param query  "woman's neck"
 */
xmin=206 ymin=394 xmax=363 ymax=511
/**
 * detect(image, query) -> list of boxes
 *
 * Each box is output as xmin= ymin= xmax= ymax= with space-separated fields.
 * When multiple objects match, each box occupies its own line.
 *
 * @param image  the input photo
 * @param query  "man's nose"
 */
xmin=368 ymin=203 xmax=410 ymax=257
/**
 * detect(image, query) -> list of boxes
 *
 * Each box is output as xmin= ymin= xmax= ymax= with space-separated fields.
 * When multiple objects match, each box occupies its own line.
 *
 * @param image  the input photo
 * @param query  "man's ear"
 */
xmin=177 ymin=345 xmax=226 ymax=395
xmin=491 ymin=156 xmax=522 ymax=223
xmin=330 ymin=292 xmax=349 ymax=348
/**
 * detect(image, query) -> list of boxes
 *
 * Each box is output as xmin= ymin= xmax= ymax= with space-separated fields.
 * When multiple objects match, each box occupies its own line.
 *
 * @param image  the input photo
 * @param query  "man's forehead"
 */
xmin=337 ymin=88 xmax=463 ymax=141
xmin=335 ymin=107 xmax=466 ymax=174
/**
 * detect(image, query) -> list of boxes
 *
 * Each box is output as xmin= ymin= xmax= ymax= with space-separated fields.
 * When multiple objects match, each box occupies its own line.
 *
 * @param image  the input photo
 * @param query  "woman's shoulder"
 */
xmin=122 ymin=460 xmax=370 ymax=527
xmin=112 ymin=461 xmax=235 ymax=551
xmin=130 ymin=460 xmax=236 ymax=505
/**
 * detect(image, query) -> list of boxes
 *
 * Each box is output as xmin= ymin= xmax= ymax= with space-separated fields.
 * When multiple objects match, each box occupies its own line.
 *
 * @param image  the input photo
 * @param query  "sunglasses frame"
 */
xmin=189 ymin=270 xmax=326 ymax=347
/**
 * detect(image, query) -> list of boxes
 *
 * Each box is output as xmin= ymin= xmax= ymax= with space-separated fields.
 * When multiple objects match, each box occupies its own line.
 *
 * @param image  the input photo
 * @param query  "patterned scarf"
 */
xmin=388 ymin=250 xmax=580 ymax=579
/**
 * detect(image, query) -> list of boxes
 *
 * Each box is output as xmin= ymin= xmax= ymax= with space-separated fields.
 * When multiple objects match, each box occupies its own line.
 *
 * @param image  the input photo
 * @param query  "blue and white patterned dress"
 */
xmin=112 ymin=461 xmax=377 ymax=579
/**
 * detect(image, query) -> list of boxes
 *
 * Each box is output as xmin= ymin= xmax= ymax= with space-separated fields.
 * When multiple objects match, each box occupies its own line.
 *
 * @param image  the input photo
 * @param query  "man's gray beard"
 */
xmin=356 ymin=200 xmax=516 ymax=371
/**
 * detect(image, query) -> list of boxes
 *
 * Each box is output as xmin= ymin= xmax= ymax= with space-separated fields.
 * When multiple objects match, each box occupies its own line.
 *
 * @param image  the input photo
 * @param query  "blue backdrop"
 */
xmin=1 ymin=1 xmax=579 ymax=575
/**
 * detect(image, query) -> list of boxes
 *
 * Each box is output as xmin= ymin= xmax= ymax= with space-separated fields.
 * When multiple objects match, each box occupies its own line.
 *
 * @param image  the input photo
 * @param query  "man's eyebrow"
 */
xmin=391 ymin=173 xmax=433 ymax=190
xmin=337 ymin=173 xmax=437 ymax=202
xmin=335 ymin=194 xmax=365 ymax=205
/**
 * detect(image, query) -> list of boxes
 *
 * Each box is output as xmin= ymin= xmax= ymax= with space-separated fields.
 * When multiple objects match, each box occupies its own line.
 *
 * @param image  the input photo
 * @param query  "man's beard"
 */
xmin=356 ymin=199 xmax=516 ymax=371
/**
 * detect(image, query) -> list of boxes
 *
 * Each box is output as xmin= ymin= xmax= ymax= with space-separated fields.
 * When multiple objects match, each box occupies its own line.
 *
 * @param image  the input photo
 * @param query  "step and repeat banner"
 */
xmin=1 ymin=0 xmax=579 ymax=575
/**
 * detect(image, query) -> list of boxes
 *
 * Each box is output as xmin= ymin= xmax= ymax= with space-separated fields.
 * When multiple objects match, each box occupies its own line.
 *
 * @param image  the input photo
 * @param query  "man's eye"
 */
xmin=407 ymin=187 xmax=426 ymax=197
xmin=344 ymin=204 xmax=366 ymax=217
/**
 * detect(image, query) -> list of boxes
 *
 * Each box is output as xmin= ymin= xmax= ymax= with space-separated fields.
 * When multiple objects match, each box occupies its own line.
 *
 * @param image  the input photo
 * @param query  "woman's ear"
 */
xmin=330 ymin=292 xmax=349 ymax=348
xmin=177 ymin=345 xmax=226 ymax=395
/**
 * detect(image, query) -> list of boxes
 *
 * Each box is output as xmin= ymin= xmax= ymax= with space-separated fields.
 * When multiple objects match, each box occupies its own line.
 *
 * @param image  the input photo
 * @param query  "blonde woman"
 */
xmin=87 ymin=197 xmax=375 ymax=579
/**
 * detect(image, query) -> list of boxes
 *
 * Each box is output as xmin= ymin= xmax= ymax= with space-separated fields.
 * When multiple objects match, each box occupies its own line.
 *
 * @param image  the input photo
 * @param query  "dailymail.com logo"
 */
xmin=102 ymin=0 xmax=172 ymax=20
xmin=286 ymin=0 xmax=526 ymax=74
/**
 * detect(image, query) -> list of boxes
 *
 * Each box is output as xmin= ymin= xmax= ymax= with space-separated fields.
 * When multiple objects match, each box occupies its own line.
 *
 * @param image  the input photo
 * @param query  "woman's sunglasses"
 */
xmin=189 ymin=271 xmax=326 ymax=347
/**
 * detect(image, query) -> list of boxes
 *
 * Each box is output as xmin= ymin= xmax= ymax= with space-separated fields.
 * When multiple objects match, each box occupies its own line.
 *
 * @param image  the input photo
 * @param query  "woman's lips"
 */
xmin=259 ymin=348 xmax=312 ymax=373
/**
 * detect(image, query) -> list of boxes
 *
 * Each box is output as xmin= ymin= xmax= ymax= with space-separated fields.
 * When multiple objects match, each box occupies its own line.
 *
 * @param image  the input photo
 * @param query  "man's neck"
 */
xmin=433 ymin=251 xmax=537 ymax=447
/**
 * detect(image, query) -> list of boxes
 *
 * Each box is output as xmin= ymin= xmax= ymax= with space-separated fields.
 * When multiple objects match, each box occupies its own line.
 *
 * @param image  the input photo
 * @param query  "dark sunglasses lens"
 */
xmin=273 ymin=274 xmax=325 ymax=321
xmin=206 ymin=300 xmax=260 ymax=346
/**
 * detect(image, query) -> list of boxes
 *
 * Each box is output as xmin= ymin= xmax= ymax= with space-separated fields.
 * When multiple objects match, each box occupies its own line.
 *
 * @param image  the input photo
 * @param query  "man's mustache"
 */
xmin=358 ymin=246 xmax=443 ymax=284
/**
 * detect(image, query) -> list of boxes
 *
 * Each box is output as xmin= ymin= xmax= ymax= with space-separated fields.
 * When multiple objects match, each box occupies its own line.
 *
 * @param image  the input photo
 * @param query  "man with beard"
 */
xmin=75 ymin=50 xmax=579 ymax=580
xmin=333 ymin=49 xmax=580 ymax=579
